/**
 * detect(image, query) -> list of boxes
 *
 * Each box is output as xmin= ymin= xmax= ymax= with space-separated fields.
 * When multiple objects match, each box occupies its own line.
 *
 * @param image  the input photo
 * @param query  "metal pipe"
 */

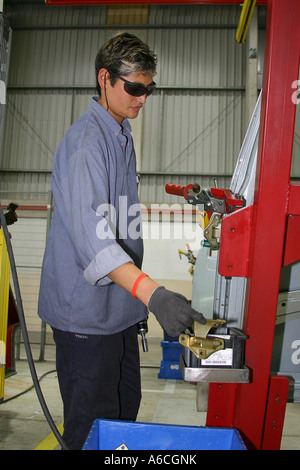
xmin=11 ymin=23 xmax=239 ymax=31
xmin=7 ymin=85 xmax=246 ymax=91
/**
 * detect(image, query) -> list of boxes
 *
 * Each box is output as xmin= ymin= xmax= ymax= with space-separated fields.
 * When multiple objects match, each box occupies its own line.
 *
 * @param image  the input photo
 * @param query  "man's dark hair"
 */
xmin=95 ymin=32 xmax=157 ymax=96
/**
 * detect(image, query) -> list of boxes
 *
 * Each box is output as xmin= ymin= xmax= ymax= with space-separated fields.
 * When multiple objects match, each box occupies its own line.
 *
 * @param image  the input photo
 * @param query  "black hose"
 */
xmin=0 ymin=203 xmax=69 ymax=450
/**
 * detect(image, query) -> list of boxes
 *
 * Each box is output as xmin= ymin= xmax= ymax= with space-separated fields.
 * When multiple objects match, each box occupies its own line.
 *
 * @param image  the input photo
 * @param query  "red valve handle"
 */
xmin=165 ymin=184 xmax=185 ymax=196
xmin=165 ymin=183 xmax=194 ymax=200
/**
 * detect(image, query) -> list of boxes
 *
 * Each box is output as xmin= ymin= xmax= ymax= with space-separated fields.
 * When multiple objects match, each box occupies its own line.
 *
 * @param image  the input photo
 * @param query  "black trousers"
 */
xmin=52 ymin=325 xmax=141 ymax=450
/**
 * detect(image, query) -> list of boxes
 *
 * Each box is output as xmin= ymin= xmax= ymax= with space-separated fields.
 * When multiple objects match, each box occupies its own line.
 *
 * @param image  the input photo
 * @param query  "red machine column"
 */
xmin=207 ymin=0 xmax=300 ymax=450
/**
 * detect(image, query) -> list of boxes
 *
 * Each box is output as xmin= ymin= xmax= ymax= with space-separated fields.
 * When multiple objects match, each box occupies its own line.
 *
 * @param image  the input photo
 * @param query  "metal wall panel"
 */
xmin=1 ymin=3 xmax=261 ymax=202
xmin=140 ymin=13 xmax=246 ymax=202
xmin=0 ymin=14 xmax=12 ymax=164
xmin=2 ymin=90 xmax=73 ymax=169
xmin=149 ymin=28 xmax=244 ymax=88
xmin=139 ymin=89 xmax=244 ymax=203
xmin=3 ymin=4 xmax=107 ymax=28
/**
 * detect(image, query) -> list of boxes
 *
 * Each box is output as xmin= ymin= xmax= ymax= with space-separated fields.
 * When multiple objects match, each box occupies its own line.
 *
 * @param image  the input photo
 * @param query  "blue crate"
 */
xmin=83 ymin=419 xmax=247 ymax=450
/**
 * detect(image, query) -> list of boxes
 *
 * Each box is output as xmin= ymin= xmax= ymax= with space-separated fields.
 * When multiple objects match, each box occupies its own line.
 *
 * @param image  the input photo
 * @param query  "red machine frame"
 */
xmin=207 ymin=0 xmax=300 ymax=449
xmin=208 ymin=0 xmax=300 ymax=450
xmin=46 ymin=0 xmax=300 ymax=449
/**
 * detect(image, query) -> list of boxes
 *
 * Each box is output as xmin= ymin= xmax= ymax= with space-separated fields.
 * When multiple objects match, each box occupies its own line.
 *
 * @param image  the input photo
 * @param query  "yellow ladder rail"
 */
xmin=0 ymin=228 xmax=10 ymax=401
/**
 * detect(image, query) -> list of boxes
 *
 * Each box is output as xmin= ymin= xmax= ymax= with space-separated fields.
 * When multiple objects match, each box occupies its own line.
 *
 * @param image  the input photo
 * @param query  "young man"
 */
xmin=38 ymin=33 xmax=206 ymax=450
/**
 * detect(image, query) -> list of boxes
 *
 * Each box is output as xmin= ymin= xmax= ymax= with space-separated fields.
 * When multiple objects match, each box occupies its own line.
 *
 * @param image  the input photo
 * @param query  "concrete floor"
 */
xmin=0 ymin=337 xmax=299 ymax=451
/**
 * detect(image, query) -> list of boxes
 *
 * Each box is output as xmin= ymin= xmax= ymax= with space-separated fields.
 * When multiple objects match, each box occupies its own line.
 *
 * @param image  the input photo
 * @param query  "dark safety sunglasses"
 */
xmin=111 ymin=72 xmax=156 ymax=97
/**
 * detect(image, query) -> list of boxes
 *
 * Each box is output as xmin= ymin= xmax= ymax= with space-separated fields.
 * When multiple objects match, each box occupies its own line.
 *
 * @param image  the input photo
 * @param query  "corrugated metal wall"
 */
xmin=0 ymin=3 xmax=278 ymax=204
xmin=0 ymin=13 xmax=11 ymax=171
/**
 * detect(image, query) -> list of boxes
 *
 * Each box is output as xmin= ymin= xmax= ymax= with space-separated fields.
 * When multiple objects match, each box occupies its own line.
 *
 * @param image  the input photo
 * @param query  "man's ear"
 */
xmin=97 ymin=68 xmax=109 ymax=91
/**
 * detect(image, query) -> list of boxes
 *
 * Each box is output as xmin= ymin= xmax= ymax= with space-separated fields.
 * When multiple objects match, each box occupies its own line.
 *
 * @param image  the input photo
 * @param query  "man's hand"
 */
xmin=148 ymin=286 xmax=206 ymax=337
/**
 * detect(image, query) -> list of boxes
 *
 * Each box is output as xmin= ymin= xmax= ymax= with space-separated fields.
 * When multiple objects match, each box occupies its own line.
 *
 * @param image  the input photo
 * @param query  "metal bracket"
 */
xmin=180 ymin=355 xmax=250 ymax=383
xmin=179 ymin=319 xmax=226 ymax=360
xmin=203 ymin=212 xmax=221 ymax=250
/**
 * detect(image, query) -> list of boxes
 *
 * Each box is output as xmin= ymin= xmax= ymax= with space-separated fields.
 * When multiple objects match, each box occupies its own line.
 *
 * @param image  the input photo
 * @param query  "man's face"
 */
xmin=98 ymin=70 xmax=154 ymax=124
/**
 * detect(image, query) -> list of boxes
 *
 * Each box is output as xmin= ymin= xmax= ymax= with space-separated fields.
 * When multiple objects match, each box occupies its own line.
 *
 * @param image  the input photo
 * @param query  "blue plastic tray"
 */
xmin=83 ymin=419 xmax=247 ymax=450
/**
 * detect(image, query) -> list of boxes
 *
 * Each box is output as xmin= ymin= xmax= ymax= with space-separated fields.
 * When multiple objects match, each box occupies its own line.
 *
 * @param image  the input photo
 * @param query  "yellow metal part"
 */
xmin=199 ymin=210 xmax=209 ymax=230
xmin=179 ymin=319 xmax=226 ymax=360
xmin=203 ymin=212 xmax=221 ymax=250
xmin=0 ymin=229 xmax=10 ymax=401
xmin=236 ymin=0 xmax=257 ymax=44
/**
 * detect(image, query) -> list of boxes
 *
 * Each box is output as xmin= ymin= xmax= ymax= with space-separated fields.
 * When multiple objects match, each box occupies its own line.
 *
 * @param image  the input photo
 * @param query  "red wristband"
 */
xmin=131 ymin=273 xmax=149 ymax=298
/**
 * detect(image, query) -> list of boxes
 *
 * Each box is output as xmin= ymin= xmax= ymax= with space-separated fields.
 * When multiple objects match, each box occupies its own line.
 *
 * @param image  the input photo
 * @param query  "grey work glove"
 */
xmin=148 ymin=286 xmax=206 ymax=337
